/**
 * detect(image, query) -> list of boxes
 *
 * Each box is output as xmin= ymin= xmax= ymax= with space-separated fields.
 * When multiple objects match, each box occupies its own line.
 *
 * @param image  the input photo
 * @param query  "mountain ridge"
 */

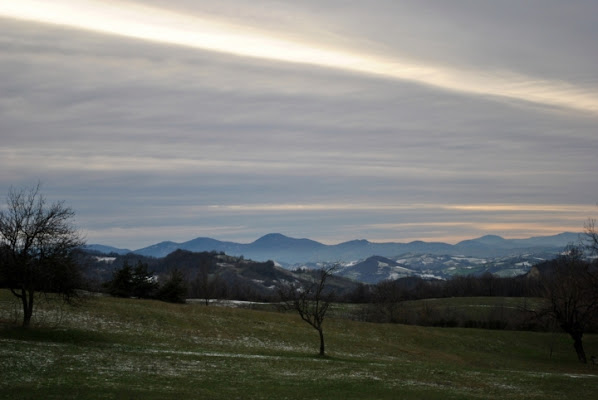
xmin=85 ymin=231 xmax=582 ymax=264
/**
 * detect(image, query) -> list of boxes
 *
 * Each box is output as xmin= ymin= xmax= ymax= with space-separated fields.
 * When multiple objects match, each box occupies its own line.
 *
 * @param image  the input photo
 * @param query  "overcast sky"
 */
xmin=1 ymin=0 xmax=597 ymax=250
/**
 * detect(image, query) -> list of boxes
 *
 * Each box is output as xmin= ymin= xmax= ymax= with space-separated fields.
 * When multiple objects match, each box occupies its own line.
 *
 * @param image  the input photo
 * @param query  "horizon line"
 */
xmin=85 ymin=230 xmax=582 ymax=251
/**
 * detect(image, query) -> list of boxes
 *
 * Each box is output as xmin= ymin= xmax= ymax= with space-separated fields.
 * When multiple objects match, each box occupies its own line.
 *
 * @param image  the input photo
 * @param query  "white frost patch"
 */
xmin=186 ymin=299 xmax=272 ymax=307
xmin=564 ymin=374 xmax=598 ymax=379
xmin=146 ymin=348 xmax=283 ymax=361
xmin=515 ymin=261 xmax=531 ymax=267
xmin=418 ymin=274 xmax=444 ymax=280
xmin=452 ymin=256 xmax=487 ymax=264
xmin=95 ymin=256 xmax=116 ymax=263
xmin=504 ymin=369 xmax=598 ymax=379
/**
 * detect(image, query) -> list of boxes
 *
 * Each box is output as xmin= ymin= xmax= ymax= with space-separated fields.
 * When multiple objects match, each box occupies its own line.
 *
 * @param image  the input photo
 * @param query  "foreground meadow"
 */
xmin=1 ymin=291 xmax=597 ymax=399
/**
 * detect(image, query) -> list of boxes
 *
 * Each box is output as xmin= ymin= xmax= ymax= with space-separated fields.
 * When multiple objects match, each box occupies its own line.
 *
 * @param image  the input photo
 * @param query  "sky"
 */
xmin=1 ymin=0 xmax=597 ymax=250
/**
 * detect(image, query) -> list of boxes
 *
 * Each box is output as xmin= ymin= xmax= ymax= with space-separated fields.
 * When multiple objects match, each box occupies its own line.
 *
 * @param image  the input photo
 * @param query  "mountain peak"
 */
xmin=252 ymin=233 xmax=292 ymax=244
xmin=251 ymin=233 xmax=325 ymax=253
xmin=477 ymin=235 xmax=507 ymax=243
xmin=339 ymin=239 xmax=370 ymax=246
xmin=457 ymin=235 xmax=506 ymax=246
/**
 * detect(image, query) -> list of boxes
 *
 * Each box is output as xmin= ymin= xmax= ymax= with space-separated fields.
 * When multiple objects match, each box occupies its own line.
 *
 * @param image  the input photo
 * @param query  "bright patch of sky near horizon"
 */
xmin=1 ymin=0 xmax=597 ymax=249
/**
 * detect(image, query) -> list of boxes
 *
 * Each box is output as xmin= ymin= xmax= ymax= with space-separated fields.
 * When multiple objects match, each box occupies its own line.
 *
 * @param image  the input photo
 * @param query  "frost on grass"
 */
xmin=0 ymin=338 xmax=211 ymax=389
xmin=185 ymin=331 xmax=311 ymax=355
xmin=0 ymin=294 xmax=83 ymax=326
xmin=0 ymin=339 xmax=84 ymax=389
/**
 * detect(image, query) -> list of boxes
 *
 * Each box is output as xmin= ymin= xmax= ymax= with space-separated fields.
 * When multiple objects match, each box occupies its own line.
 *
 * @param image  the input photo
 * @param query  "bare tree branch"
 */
xmin=584 ymin=217 xmax=598 ymax=256
xmin=531 ymin=246 xmax=598 ymax=363
xmin=0 ymin=184 xmax=85 ymax=327
xmin=279 ymin=264 xmax=337 ymax=356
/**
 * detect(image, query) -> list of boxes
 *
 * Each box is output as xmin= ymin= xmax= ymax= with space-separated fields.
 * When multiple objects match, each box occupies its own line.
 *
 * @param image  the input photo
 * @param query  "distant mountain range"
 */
xmin=85 ymin=232 xmax=581 ymax=265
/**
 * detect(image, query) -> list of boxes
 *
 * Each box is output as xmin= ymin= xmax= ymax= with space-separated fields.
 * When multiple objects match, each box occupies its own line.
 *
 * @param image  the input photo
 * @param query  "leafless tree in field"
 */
xmin=191 ymin=260 xmax=222 ymax=306
xmin=533 ymin=246 xmax=598 ymax=363
xmin=0 ymin=184 xmax=84 ymax=327
xmin=279 ymin=265 xmax=337 ymax=356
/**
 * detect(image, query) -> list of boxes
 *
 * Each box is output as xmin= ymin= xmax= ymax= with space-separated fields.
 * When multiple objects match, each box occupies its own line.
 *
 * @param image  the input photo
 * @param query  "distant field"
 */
xmin=1 ymin=290 xmax=597 ymax=399
xmin=382 ymin=297 xmax=546 ymax=329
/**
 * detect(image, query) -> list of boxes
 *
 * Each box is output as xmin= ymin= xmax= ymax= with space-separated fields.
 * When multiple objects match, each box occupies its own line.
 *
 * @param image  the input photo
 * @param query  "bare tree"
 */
xmin=371 ymin=280 xmax=405 ymax=323
xmin=0 ymin=184 xmax=85 ymax=327
xmin=534 ymin=246 xmax=598 ymax=363
xmin=584 ymin=217 xmax=598 ymax=256
xmin=191 ymin=260 xmax=222 ymax=306
xmin=280 ymin=265 xmax=337 ymax=356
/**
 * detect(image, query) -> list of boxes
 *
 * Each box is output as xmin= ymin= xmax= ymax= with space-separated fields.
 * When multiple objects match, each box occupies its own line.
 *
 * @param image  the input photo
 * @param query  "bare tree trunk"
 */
xmin=572 ymin=333 xmax=587 ymax=364
xmin=318 ymin=328 xmax=325 ymax=356
xmin=21 ymin=289 xmax=34 ymax=328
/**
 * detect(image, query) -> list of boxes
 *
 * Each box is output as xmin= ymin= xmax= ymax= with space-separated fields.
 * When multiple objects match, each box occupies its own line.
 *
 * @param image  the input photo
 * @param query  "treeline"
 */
xmin=344 ymin=271 xmax=536 ymax=304
xmin=79 ymin=247 xmax=579 ymax=304
xmin=78 ymin=249 xmax=317 ymax=304
xmin=102 ymin=260 xmax=188 ymax=303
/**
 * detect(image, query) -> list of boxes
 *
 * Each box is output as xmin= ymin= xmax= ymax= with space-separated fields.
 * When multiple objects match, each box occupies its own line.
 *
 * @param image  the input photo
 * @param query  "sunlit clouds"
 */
xmin=2 ymin=0 xmax=598 ymax=113
xmin=208 ymin=203 xmax=595 ymax=214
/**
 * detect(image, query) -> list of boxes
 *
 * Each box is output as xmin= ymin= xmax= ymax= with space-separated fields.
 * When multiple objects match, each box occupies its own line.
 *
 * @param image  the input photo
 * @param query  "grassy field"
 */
xmin=1 ymin=291 xmax=597 ymax=399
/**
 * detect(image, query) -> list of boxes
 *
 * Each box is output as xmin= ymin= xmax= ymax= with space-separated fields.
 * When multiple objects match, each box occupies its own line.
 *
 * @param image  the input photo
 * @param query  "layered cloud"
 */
xmin=1 ymin=1 xmax=597 ymax=248
xmin=2 ymin=0 xmax=598 ymax=113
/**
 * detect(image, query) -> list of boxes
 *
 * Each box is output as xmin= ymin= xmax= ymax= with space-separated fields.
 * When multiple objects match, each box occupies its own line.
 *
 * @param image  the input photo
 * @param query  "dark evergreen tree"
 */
xmin=157 ymin=269 xmax=187 ymax=303
xmin=105 ymin=261 xmax=134 ymax=298
xmin=131 ymin=261 xmax=158 ymax=298
xmin=106 ymin=260 xmax=157 ymax=299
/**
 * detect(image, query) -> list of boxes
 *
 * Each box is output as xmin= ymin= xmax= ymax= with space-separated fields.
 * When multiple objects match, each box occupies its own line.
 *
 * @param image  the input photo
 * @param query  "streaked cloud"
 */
xmin=2 ymin=0 xmax=597 ymax=113
xmin=444 ymin=204 xmax=594 ymax=213
xmin=206 ymin=203 xmax=595 ymax=215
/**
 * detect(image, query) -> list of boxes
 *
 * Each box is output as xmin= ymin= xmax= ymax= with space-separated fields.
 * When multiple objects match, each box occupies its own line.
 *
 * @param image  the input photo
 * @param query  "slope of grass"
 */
xmin=1 ymin=290 xmax=597 ymax=399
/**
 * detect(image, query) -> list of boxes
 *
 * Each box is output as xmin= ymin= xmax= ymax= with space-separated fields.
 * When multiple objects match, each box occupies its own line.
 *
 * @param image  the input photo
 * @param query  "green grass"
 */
xmin=1 ymin=291 xmax=597 ymax=399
